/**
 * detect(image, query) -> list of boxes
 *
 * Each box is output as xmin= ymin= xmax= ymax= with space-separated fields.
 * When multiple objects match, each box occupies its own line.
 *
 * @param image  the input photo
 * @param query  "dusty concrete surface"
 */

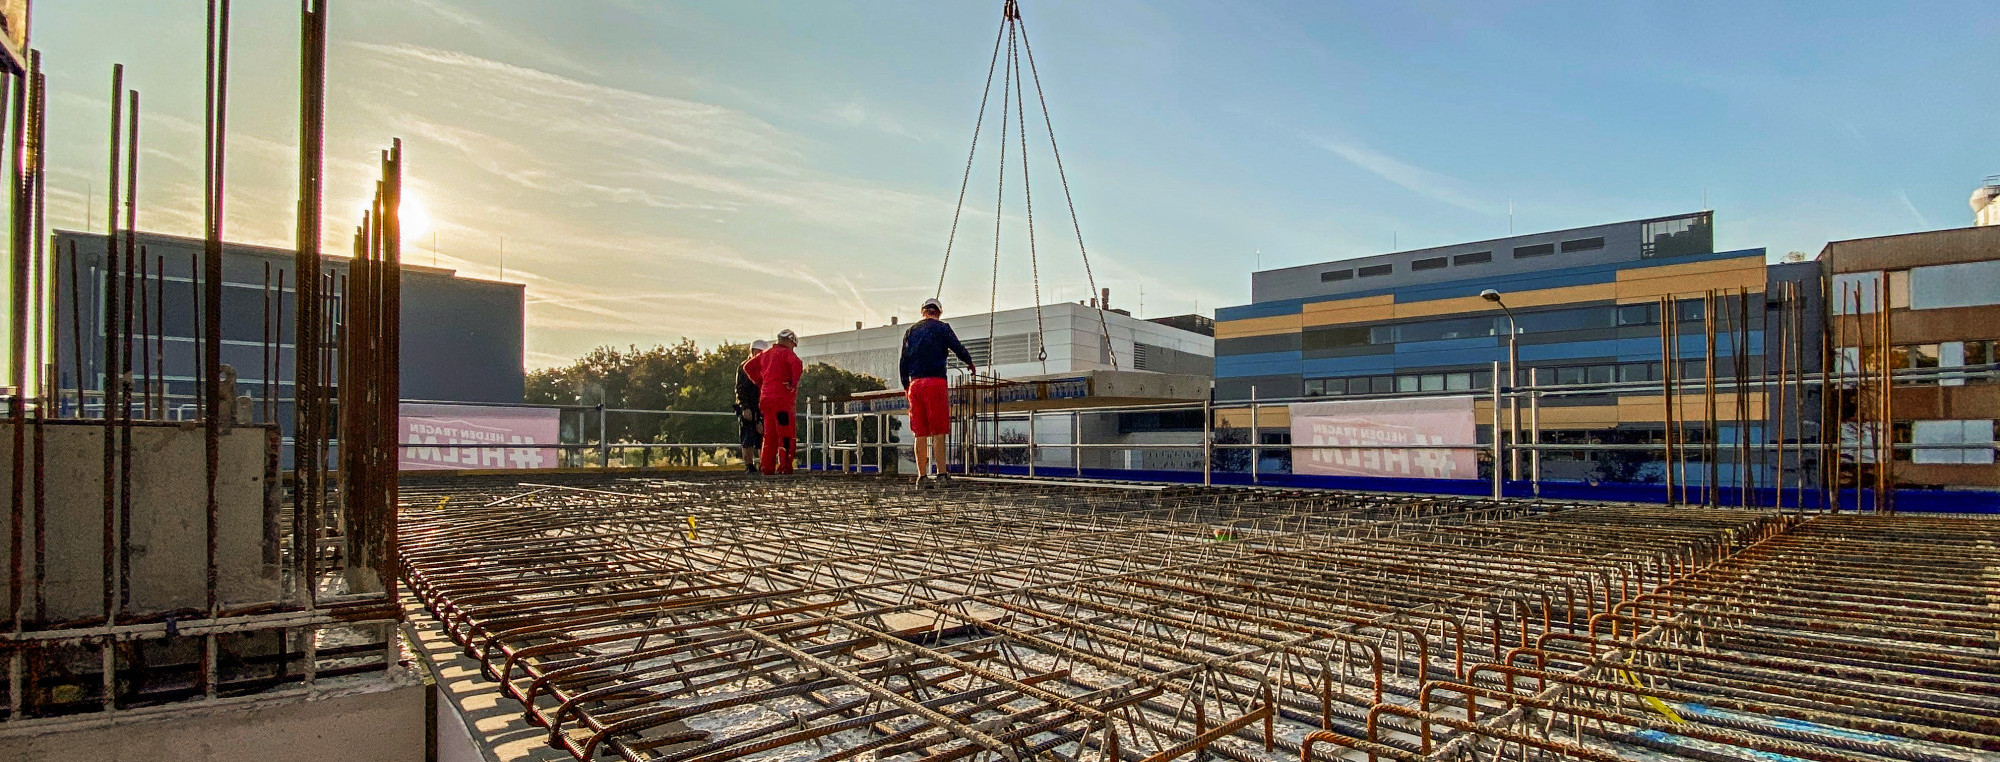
xmin=0 ymin=675 xmax=425 ymax=761
xmin=405 ymin=599 xmax=570 ymax=762
xmin=0 ymin=421 xmax=280 ymax=620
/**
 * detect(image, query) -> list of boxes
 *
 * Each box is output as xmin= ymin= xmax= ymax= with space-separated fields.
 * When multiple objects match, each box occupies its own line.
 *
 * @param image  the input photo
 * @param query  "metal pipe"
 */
xmin=1248 ymin=386 xmax=1259 ymax=485
xmin=1528 ymin=375 xmax=1540 ymax=497
xmin=1490 ymin=360 xmax=1501 ymax=500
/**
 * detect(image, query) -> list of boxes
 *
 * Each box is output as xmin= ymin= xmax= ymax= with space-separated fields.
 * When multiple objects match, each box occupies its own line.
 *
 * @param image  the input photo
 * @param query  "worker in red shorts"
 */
xmin=900 ymin=298 xmax=976 ymax=488
xmin=743 ymin=329 xmax=804 ymax=475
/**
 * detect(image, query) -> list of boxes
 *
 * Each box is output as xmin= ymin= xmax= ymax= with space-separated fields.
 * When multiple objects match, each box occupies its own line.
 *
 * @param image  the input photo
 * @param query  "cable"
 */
xmin=934 ymin=19 xmax=1009 ymax=300
xmin=1018 ymin=17 xmax=1119 ymax=370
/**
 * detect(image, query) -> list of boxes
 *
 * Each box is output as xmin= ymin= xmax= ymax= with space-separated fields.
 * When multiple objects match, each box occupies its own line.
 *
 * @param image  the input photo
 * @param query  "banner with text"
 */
xmin=400 ymin=404 xmax=561 ymax=471
xmin=1290 ymin=396 xmax=1479 ymax=480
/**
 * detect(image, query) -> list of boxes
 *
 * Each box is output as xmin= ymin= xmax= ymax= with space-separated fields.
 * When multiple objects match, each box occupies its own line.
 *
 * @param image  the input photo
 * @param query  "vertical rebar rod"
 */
xmin=152 ymin=254 xmax=162 ymax=417
xmin=1736 ymin=286 xmax=1752 ymax=507
xmin=262 ymin=261 xmax=271 ymax=422
xmin=1658 ymin=295 xmax=1674 ymax=504
xmin=1703 ymin=290 xmax=1717 ymax=508
xmin=67 ymin=243 xmax=81 ymax=418
xmin=29 ymin=53 xmax=47 ymax=624
xmin=119 ymin=89 xmax=139 ymax=612
xmin=204 ymin=0 xmax=233 ymax=624
xmin=101 ymin=64 xmax=124 ymax=627
xmin=137 ymin=253 xmax=149 ymax=419
xmin=294 ymin=0 xmax=329 ymax=609
xmin=7 ymin=61 xmax=27 ymax=633
xmin=381 ymin=140 xmax=403 ymax=597
xmin=1877 ymin=280 xmax=1892 ymax=514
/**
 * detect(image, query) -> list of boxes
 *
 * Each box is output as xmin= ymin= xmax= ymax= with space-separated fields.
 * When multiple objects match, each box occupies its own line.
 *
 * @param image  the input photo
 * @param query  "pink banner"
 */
xmin=400 ymin=403 xmax=561 ymax=471
xmin=1289 ymin=396 xmax=1479 ymax=480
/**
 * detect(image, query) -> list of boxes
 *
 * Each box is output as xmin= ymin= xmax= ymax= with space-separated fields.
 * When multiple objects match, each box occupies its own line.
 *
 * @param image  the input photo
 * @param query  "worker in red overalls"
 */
xmin=743 ymin=329 xmax=804 ymax=475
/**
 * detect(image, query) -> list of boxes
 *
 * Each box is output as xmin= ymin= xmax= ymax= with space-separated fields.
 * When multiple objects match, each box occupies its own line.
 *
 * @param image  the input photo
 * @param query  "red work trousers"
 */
xmin=759 ymin=398 xmax=797 ymax=475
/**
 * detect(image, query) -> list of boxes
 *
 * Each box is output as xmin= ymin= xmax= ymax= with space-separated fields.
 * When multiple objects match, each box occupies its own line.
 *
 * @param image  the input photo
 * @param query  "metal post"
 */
xmin=1507 ymin=324 xmax=1520 ymax=482
xmin=1491 ymin=360 xmax=1503 ymax=500
xmin=596 ymin=403 xmax=608 ymax=469
xmin=1026 ymin=409 xmax=1037 ymax=477
xmin=1072 ymin=411 xmax=1083 ymax=477
xmin=1201 ymin=389 xmax=1213 ymax=487
xmin=1249 ymin=386 xmax=1260 ymax=485
xmin=1529 ymin=376 xmax=1541 ymax=497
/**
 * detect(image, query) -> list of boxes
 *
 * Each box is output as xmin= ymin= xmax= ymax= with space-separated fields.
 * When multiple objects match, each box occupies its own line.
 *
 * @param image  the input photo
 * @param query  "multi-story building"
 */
xmin=1822 ymin=225 xmax=2000 ymax=496
xmin=799 ymin=300 xmax=1216 ymax=474
xmin=1215 ymin=211 xmax=1823 ymax=493
xmin=49 ymin=229 xmax=525 ymax=442
xmin=798 ymin=299 xmax=1213 ymax=383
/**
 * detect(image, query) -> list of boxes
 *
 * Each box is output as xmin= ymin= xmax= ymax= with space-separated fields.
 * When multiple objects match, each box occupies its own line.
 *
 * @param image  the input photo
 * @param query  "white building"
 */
xmin=798 ymin=301 xmax=1213 ymax=384
xmin=1974 ymin=177 xmax=2000 ymax=227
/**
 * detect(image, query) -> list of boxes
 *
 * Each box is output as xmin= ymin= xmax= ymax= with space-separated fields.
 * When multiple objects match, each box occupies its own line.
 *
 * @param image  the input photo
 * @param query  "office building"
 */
xmin=1822 ymin=225 xmax=2000 ymax=494
xmin=49 ymin=229 xmax=525 ymax=435
xmin=1215 ymin=211 xmax=1820 ymax=490
xmin=797 ymin=299 xmax=1212 ymax=383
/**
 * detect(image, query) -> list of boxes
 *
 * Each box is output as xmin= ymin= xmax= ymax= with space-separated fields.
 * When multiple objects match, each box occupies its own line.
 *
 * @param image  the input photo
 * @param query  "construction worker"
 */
xmin=900 ymin=298 xmax=975 ymax=487
xmin=743 ymin=329 xmax=804 ymax=475
xmin=734 ymin=340 xmax=770 ymax=473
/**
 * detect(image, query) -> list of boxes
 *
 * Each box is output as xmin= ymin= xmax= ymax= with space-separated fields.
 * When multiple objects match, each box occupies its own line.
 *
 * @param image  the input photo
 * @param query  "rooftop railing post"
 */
xmin=1073 ymin=411 xmax=1082 ymax=478
xmin=1530 ymin=375 xmax=1541 ymax=498
xmin=1027 ymin=409 xmax=1037 ymax=478
xmin=1249 ymin=386 xmax=1260 ymax=485
xmin=1491 ymin=361 xmax=1503 ymax=500
xmin=596 ymin=403 xmax=608 ymax=469
xmin=1202 ymin=384 xmax=1213 ymax=487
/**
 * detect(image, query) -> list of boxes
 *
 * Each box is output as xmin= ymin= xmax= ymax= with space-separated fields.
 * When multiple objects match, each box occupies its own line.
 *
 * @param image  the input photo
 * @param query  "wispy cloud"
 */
xmin=1895 ymin=189 xmax=1931 ymax=230
xmin=1305 ymin=133 xmax=1499 ymax=216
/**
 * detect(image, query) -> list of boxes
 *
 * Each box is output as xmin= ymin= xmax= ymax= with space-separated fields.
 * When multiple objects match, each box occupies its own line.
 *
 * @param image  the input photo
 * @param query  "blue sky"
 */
xmin=27 ymin=1 xmax=2000 ymax=366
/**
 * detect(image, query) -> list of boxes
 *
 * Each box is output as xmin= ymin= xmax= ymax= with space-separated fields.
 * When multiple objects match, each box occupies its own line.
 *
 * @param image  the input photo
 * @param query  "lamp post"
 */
xmin=1481 ymin=289 xmax=1520 ymax=482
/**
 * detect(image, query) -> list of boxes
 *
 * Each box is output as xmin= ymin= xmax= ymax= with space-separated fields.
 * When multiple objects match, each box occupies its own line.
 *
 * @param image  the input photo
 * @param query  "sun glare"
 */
xmin=399 ymin=195 xmax=432 ymax=243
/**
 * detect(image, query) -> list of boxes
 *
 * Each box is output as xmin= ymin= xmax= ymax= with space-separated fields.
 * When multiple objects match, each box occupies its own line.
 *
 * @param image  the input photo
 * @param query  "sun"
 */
xmin=399 ymin=194 xmax=432 ymax=243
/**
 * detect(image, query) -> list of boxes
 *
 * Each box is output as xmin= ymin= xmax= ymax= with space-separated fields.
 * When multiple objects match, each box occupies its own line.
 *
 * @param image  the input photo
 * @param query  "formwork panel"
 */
xmin=0 ymin=421 xmax=279 ymax=621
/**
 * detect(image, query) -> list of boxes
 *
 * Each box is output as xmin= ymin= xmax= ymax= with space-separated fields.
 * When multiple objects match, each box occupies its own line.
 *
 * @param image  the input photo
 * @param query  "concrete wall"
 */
xmin=0 ymin=421 xmax=278 ymax=620
xmin=0 ymin=678 xmax=427 ymax=762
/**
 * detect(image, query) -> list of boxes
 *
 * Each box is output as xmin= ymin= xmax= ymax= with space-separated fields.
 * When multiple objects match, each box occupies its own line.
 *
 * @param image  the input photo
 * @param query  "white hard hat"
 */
xmin=922 ymin=298 xmax=942 ymax=312
xmin=777 ymin=329 xmax=798 ymax=342
xmin=751 ymin=339 xmax=771 ymax=351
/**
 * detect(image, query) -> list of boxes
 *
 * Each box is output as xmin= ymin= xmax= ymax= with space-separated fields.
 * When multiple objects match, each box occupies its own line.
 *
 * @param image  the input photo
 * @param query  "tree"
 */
xmin=527 ymin=343 xmax=888 ymax=466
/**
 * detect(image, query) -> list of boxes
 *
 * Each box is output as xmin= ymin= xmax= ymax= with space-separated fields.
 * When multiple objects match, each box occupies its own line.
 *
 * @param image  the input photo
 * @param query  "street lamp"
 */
xmin=1481 ymin=289 xmax=1520 ymax=482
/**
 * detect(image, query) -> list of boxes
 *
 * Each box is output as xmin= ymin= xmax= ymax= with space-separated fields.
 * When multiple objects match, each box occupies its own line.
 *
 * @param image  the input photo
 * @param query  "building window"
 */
xmin=1358 ymin=264 xmax=1394 ymax=278
xmin=1301 ymin=326 xmax=1370 ymax=351
xmin=1303 ymin=379 xmax=1325 ymax=397
xmin=1617 ymin=303 xmax=1658 ymax=326
xmin=1831 ymin=271 xmax=1883 ymax=315
xmin=1512 ymin=243 xmax=1555 ymax=258
xmin=1412 ymin=256 xmax=1448 ymax=271
xmin=1320 ymin=269 xmax=1353 ymax=283
xmin=1445 ymin=372 xmax=1473 ymax=391
xmin=1560 ymin=236 xmax=1605 ymax=253
xmin=1453 ymin=251 xmax=1492 ymax=265
xmin=1640 ymin=212 xmax=1713 ymax=259
xmin=1910 ymin=420 xmax=1998 ymax=465
xmin=1909 ymin=260 xmax=2000 ymax=310
xmin=1395 ymin=375 xmax=1419 ymax=393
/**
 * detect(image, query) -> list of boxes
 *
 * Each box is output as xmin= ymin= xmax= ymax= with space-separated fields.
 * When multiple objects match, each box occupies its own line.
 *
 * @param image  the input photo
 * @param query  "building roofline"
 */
xmin=52 ymin=227 xmax=521 ymax=287
xmin=1818 ymin=224 xmax=1995 ymax=252
xmin=1254 ymin=210 xmax=1710 ymax=276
